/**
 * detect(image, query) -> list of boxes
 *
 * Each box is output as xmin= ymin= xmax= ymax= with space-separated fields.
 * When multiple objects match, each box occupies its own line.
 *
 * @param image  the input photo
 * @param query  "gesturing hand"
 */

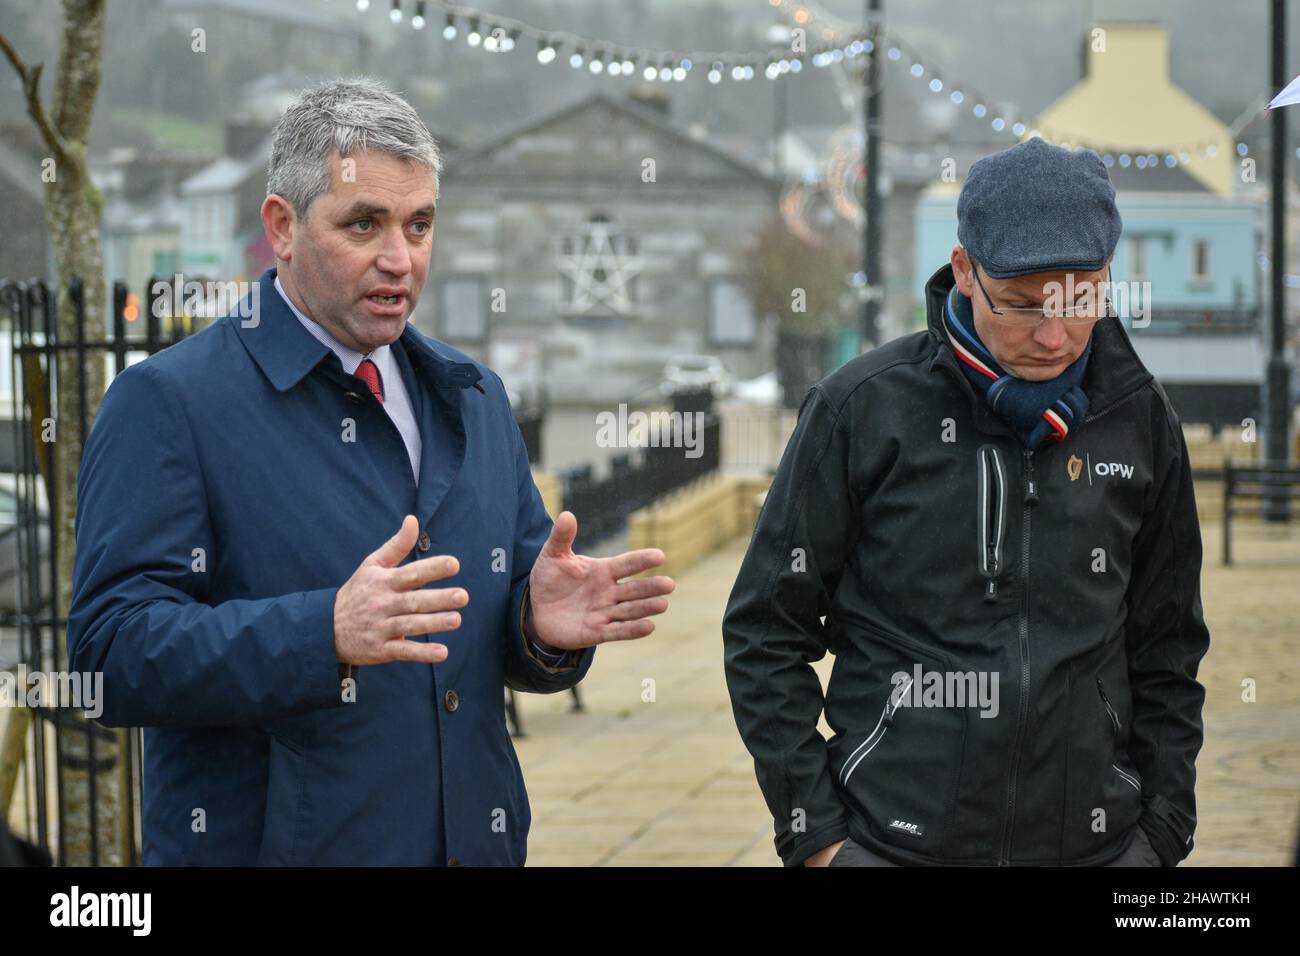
xmin=334 ymin=515 xmax=468 ymax=666
xmin=526 ymin=510 xmax=675 ymax=650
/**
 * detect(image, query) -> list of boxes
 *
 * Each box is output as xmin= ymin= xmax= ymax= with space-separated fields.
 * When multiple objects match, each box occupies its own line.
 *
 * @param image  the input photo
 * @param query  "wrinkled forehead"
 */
xmin=322 ymin=149 xmax=438 ymax=203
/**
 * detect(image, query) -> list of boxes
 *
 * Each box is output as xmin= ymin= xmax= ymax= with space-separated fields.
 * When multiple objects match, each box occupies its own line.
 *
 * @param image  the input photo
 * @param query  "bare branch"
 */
xmin=0 ymin=30 xmax=71 ymax=163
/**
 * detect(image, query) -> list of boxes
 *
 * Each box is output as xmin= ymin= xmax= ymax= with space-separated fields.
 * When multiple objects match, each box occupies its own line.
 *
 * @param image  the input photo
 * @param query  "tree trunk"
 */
xmin=1 ymin=0 xmax=116 ymax=866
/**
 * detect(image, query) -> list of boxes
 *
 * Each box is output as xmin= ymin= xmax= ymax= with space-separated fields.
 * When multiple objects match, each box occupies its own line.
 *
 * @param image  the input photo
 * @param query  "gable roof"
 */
xmin=448 ymin=90 xmax=781 ymax=188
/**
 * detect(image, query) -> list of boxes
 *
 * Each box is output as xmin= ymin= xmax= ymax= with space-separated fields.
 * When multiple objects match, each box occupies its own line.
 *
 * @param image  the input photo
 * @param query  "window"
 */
xmin=438 ymin=275 xmax=487 ymax=342
xmin=1128 ymin=237 xmax=1147 ymax=282
xmin=708 ymin=278 xmax=757 ymax=346
xmin=1191 ymin=239 xmax=1211 ymax=285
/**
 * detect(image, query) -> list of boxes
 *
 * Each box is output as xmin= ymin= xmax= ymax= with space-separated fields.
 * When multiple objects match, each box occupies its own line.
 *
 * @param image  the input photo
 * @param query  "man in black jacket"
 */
xmin=723 ymin=138 xmax=1209 ymax=867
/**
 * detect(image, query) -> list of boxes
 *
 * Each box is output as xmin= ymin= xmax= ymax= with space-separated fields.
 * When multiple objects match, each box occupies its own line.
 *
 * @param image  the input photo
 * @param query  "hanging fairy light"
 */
xmin=389 ymin=1 xmax=1282 ymax=164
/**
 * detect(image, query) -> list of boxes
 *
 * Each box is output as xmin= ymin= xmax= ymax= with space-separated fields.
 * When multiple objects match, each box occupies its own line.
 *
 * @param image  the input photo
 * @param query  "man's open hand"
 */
xmin=334 ymin=515 xmax=468 ymax=665
xmin=526 ymin=511 xmax=675 ymax=650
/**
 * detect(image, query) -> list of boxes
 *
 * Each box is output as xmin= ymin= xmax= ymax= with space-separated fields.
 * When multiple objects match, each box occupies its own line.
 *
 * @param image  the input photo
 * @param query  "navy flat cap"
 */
xmin=957 ymin=137 xmax=1122 ymax=279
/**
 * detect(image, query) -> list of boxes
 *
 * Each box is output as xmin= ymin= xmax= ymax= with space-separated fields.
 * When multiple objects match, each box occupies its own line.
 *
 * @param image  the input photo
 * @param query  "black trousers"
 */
xmin=828 ymin=827 xmax=1161 ymax=867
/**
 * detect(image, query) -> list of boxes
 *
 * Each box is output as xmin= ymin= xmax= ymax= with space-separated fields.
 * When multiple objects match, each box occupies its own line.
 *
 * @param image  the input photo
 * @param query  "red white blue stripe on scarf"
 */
xmin=942 ymin=286 xmax=1093 ymax=450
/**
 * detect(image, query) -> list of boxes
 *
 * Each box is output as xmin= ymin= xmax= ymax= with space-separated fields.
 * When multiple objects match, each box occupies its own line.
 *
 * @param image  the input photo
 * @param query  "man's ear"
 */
xmin=261 ymin=194 xmax=297 ymax=262
xmin=951 ymin=245 xmax=974 ymax=296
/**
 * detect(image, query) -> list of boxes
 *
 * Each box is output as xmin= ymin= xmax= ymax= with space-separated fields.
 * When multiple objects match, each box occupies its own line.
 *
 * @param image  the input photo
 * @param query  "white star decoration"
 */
xmin=556 ymin=219 xmax=643 ymax=315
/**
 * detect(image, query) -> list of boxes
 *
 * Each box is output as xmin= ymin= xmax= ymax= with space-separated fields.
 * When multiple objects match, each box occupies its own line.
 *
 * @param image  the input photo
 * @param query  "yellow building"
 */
xmin=1034 ymin=22 xmax=1236 ymax=196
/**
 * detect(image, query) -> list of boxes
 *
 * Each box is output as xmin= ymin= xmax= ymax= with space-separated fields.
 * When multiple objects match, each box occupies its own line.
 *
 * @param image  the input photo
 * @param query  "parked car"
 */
xmin=659 ymin=354 xmax=733 ymax=397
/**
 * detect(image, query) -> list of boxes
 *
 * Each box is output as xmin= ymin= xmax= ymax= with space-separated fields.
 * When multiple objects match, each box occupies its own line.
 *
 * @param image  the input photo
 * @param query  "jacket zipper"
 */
xmin=840 ymin=674 xmax=914 ymax=787
xmin=978 ymin=446 xmax=1008 ymax=602
xmin=1098 ymin=679 xmax=1142 ymax=793
xmin=999 ymin=446 xmax=1036 ymax=864
xmin=999 ymin=395 xmax=1137 ymax=855
xmin=1097 ymin=679 xmax=1121 ymax=734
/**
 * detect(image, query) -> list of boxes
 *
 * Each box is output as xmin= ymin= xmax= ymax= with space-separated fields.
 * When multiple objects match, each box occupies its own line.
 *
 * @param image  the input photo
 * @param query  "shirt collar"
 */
xmin=235 ymin=268 xmax=483 ymax=394
xmin=274 ymin=274 xmax=394 ymax=383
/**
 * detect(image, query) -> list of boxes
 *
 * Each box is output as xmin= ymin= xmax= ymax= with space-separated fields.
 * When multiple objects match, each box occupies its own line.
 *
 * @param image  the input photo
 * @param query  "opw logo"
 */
xmin=1067 ymin=453 xmax=1133 ymax=485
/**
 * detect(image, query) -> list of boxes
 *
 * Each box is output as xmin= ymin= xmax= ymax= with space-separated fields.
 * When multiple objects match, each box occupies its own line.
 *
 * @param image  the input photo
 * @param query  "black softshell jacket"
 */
xmin=723 ymin=264 xmax=1210 ymax=867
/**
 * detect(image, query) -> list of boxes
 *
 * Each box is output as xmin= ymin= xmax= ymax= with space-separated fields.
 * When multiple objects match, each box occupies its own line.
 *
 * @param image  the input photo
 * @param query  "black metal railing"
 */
xmin=1 ymin=274 xmax=201 ymax=867
xmin=560 ymin=391 xmax=722 ymax=552
xmin=1222 ymin=458 xmax=1299 ymax=565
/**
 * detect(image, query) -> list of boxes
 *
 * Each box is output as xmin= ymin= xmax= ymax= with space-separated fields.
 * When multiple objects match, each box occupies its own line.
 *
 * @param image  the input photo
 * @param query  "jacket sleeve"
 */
xmin=722 ymin=385 xmax=858 ymax=865
xmin=501 ymin=395 xmax=595 ymax=694
xmin=67 ymin=362 xmax=348 ymax=729
xmin=1123 ymin=408 xmax=1211 ymax=866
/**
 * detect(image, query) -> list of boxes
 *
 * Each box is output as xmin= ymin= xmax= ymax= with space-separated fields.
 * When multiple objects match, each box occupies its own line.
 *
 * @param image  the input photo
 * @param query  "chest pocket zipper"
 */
xmin=1097 ymin=679 xmax=1142 ymax=793
xmin=840 ymin=674 xmax=915 ymax=787
xmin=977 ymin=445 xmax=1008 ymax=603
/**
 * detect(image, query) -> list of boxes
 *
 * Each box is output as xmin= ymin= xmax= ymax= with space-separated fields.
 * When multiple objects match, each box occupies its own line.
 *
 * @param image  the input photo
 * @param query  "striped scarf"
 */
xmin=942 ymin=286 xmax=1093 ymax=450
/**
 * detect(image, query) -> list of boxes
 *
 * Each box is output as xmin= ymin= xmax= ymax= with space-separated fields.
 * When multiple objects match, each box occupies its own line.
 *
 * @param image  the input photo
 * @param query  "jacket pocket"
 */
xmin=1062 ymin=662 xmax=1143 ymax=860
xmin=827 ymin=622 xmax=966 ymax=858
xmin=976 ymin=444 xmax=1009 ymax=603
xmin=1098 ymin=679 xmax=1142 ymax=795
xmin=257 ymin=733 xmax=308 ymax=866
xmin=838 ymin=673 xmax=913 ymax=788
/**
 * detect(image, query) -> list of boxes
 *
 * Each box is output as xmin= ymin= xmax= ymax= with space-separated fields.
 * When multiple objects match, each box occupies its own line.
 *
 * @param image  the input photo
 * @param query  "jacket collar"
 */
xmin=923 ymin=263 xmax=1152 ymax=421
xmin=235 ymin=267 xmax=483 ymax=394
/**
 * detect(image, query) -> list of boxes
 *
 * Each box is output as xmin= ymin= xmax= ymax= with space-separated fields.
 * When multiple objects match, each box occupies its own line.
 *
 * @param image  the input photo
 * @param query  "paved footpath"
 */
xmin=515 ymin=517 xmax=1300 ymax=866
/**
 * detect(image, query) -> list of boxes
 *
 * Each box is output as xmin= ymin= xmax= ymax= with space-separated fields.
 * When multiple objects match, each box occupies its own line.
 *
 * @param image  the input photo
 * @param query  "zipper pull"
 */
xmin=1096 ymin=679 xmax=1121 ymax=734
xmin=884 ymin=678 xmax=912 ymax=726
xmin=1023 ymin=449 xmax=1039 ymax=505
xmin=984 ymin=579 xmax=997 ymax=603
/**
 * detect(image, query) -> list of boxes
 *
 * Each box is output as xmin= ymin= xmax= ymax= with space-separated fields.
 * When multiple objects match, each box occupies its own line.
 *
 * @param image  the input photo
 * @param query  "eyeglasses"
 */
xmin=970 ymin=260 xmax=1114 ymax=327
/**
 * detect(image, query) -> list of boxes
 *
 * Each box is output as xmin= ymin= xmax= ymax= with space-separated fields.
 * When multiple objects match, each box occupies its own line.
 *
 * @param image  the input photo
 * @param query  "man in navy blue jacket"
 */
xmin=67 ymin=78 xmax=675 ymax=865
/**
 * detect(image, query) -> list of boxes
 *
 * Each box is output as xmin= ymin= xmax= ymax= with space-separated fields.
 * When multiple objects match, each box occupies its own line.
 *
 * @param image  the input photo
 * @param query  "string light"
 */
xmin=373 ymin=0 xmax=1268 ymax=168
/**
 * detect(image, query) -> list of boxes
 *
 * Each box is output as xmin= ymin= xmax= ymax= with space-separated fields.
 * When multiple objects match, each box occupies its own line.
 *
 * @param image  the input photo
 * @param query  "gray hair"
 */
xmin=266 ymin=77 xmax=443 ymax=219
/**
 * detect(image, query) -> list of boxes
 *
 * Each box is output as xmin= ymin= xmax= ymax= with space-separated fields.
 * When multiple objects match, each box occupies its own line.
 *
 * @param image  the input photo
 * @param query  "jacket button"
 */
xmin=444 ymin=689 xmax=459 ymax=712
xmin=344 ymin=391 xmax=364 ymax=404
xmin=448 ymin=856 xmax=461 ymax=866
xmin=418 ymin=531 xmax=431 ymax=552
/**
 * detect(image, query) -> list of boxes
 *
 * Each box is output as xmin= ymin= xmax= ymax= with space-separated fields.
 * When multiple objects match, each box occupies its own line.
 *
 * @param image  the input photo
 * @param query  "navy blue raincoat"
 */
xmin=68 ymin=267 xmax=594 ymax=865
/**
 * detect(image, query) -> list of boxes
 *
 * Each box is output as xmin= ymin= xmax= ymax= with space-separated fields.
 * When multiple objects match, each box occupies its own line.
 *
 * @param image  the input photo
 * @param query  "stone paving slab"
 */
xmin=515 ymin=517 xmax=1300 ymax=866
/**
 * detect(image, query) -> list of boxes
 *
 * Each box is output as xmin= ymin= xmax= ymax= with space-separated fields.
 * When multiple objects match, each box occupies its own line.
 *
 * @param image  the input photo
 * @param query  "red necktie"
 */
xmin=355 ymin=358 xmax=384 ymax=404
